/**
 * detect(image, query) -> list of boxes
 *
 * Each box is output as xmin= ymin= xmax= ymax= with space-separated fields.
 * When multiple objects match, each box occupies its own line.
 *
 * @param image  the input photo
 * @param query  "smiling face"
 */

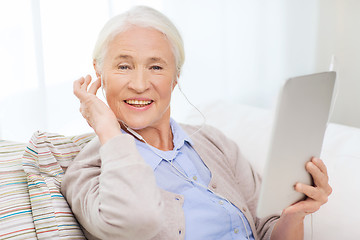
xmin=99 ymin=26 xmax=177 ymax=131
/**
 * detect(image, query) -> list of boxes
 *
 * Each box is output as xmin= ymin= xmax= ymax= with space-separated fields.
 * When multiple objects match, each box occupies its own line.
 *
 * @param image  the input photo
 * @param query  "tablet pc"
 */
xmin=256 ymin=71 xmax=336 ymax=218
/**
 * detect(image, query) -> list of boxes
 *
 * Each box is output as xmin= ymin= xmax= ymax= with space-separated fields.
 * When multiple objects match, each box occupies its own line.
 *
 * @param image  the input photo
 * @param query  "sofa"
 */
xmin=0 ymin=102 xmax=359 ymax=239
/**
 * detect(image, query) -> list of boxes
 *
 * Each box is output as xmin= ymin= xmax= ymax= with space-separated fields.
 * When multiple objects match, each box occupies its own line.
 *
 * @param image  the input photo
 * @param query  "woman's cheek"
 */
xmin=106 ymin=94 xmax=123 ymax=116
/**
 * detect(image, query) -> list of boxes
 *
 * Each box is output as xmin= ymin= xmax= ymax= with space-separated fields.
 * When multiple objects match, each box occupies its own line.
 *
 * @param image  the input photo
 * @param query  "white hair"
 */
xmin=93 ymin=5 xmax=185 ymax=75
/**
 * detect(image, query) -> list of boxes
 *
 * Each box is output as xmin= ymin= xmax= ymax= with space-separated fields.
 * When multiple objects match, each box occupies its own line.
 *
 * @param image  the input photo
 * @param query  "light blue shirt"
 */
xmin=126 ymin=119 xmax=255 ymax=240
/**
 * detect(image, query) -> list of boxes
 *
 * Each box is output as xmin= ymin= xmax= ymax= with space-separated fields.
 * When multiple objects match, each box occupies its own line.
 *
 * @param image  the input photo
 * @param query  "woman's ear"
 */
xmin=93 ymin=60 xmax=101 ymax=78
xmin=171 ymin=77 xmax=178 ymax=91
xmin=93 ymin=60 xmax=105 ymax=91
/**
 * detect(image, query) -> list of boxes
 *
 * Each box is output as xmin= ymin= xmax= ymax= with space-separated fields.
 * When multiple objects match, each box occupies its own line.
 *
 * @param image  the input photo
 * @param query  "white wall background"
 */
xmin=315 ymin=0 xmax=360 ymax=128
xmin=0 ymin=0 xmax=359 ymax=142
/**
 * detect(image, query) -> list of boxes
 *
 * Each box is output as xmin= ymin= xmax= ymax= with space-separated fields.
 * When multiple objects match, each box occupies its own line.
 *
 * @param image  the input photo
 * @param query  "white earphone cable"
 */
xmin=177 ymin=83 xmax=206 ymax=137
xmin=327 ymin=54 xmax=339 ymax=124
xmin=307 ymin=55 xmax=337 ymax=240
xmin=168 ymin=160 xmax=251 ymax=240
xmin=121 ymin=121 xmax=251 ymax=240
xmin=311 ymin=213 xmax=314 ymax=240
xmin=106 ymin=76 xmax=249 ymax=238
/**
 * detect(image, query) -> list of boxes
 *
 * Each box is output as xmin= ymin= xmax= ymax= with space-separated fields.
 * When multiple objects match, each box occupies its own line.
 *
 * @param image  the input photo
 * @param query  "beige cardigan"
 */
xmin=61 ymin=124 xmax=279 ymax=240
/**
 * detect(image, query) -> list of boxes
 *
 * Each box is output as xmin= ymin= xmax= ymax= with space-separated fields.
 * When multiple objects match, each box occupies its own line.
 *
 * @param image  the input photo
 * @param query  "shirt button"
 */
xmin=211 ymin=183 xmax=217 ymax=189
xmin=242 ymin=207 xmax=247 ymax=212
xmin=218 ymin=200 xmax=224 ymax=205
xmin=234 ymin=228 xmax=239 ymax=234
xmin=192 ymin=176 xmax=197 ymax=181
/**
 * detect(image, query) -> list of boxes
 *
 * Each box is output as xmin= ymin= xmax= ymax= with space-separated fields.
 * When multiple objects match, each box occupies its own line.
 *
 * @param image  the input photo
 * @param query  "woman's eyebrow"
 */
xmin=115 ymin=54 xmax=133 ymax=60
xmin=148 ymin=57 xmax=167 ymax=65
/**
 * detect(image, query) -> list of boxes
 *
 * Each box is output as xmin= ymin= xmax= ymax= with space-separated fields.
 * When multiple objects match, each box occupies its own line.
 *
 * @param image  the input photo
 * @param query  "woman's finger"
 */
xmin=308 ymin=161 xmax=332 ymax=195
xmin=88 ymin=77 xmax=102 ymax=95
xmin=291 ymin=198 xmax=322 ymax=214
xmin=305 ymin=161 xmax=330 ymax=191
xmin=295 ymin=183 xmax=328 ymax=204
xmin=312 ymin=157 xmax=328 ymax=175
xmin=80 ymin=75 xmax=92 ymax=91
xmin=74 ymin=77 xmax=86 ymax=98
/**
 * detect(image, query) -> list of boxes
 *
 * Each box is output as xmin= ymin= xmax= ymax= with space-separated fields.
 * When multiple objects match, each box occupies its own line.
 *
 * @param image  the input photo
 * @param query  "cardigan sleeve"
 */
xmin=217 ymin=127 xmax=279 ymax=240
xmin=61 ymin=134 xmax=164 ymax=240
xmin=230 ymin=139 xmax=279 ymax=240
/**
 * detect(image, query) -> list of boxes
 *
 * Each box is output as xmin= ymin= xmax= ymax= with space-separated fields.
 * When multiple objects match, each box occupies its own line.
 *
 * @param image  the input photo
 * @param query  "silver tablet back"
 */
xmin=256 ymin=72 xmax=336 ymax=218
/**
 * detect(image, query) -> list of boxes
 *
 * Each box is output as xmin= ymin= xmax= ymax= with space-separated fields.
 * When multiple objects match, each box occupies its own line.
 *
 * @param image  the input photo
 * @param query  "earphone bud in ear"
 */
xmin=100 ymin=74 xmax=104 ymax=86
xmin=100 ymin=74 xmax=106 ymax=97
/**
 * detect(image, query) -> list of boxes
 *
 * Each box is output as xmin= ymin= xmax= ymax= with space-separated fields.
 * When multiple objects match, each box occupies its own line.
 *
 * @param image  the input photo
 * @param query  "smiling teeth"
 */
xmin=126 ymin=100 xmax=152 ymax=105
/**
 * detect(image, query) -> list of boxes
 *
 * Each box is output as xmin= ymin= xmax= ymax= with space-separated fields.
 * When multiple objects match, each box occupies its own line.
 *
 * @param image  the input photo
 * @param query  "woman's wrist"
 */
xmin=96 ymin=124 xmax=122 ymax=145
xmin=270 ymin=208 xmax=305 ymax=240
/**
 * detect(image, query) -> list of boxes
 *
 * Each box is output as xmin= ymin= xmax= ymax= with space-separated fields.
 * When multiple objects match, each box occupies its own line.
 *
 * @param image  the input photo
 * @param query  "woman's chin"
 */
xmin=118 ymin=118 xmax=149 ymax=131
xmin=117 ymin=108 xmax=170 ymax=131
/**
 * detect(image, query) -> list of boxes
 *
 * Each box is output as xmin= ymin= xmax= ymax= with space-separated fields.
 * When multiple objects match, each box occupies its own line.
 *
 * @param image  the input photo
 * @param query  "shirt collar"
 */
xmin=121 ymin=118 xmax=193 ymax=170
xmin=170 ymin=118 xmax=193 ymax=149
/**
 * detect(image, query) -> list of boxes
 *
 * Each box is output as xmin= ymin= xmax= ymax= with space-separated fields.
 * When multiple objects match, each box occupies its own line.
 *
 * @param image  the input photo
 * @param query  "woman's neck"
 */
xmin=121 ymin=120 xmax=174 ymax=151
xmin=141 ymin=126 xmax=174 ymax=151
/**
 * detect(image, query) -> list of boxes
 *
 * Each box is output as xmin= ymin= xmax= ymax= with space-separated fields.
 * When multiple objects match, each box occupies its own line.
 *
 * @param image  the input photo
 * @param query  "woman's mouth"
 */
xmin=124 ymin=99 xmax=153 ymax=108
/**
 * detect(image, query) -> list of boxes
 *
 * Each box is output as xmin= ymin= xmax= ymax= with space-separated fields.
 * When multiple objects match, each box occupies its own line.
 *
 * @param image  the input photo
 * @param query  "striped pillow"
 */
xmin=22 ymin=131 xmax=95 ymax=239
xmin=0 ymin=140 xmax=37 ymax=239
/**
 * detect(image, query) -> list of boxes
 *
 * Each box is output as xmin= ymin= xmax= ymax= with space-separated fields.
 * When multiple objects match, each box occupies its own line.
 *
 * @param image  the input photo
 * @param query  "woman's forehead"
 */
xmin=106 ymin=26 xmax=174 ymax=61
xmin=112 ymin=54 xmax=169 ymax=66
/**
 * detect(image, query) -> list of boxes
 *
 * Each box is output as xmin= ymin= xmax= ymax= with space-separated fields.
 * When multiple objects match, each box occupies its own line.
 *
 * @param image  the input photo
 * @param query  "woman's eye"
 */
xmin=118 ymin=65 xmax=130 ymax=70
xmin=151 ymin=65 xmax=162 ymax=70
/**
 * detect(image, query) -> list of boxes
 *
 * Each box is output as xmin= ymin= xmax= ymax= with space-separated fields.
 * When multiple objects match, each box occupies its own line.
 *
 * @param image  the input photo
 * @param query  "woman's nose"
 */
xmin=128 ymin=69 xmax=150 ymax=93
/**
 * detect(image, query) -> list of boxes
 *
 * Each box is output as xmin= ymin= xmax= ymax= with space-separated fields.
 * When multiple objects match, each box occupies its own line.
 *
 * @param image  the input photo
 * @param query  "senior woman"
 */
xmin=61 ymin=6 xmax=332 ymax=240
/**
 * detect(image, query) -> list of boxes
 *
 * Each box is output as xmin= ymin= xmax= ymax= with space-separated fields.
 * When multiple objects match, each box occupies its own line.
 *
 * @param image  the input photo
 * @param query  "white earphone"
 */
xmin=100 ymin=74 xmax=106 ymax=97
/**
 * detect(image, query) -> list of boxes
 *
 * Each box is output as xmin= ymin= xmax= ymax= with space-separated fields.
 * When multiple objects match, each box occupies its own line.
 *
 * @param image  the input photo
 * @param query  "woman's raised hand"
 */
xmin=288 ymin=157 xmax=332 ymax=218
xmin=271 ymin=157 xmax=332 ymax=240
xmin=73 ymin=75 xmax=122 ymax=144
